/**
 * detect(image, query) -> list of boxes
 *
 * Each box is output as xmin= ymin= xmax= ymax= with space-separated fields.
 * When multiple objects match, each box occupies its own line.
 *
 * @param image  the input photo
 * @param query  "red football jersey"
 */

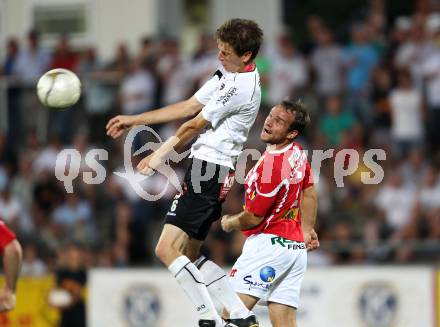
xmin=243 ymin=142 xmax=313 ymax=241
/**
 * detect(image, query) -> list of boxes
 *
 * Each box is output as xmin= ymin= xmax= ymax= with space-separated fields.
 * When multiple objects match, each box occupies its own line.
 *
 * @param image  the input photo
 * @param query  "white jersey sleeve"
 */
xmin=194 ymin=70 xmax=222 ymax=105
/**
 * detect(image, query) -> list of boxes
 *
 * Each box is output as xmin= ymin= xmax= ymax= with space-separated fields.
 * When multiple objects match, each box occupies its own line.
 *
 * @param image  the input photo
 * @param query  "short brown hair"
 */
xmin=280 ymin=98 xmax=310 ymax=135
xmin=215 ymin=18 xmax=263 ymax=63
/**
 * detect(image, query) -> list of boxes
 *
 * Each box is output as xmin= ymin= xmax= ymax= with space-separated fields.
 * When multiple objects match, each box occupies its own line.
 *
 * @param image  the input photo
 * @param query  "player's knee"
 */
xmin=5 ymin=240 xmax=22 ymax=259
xmin=154 ymin=241 xmax=168 ymax=262
xmin=155 ymin=239 xmax=180 ymax=264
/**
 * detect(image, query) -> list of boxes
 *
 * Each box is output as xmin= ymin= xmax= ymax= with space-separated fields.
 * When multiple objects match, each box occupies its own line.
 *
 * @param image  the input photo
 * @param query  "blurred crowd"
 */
xmin=0 ymin=6 xmax=440 ymax=277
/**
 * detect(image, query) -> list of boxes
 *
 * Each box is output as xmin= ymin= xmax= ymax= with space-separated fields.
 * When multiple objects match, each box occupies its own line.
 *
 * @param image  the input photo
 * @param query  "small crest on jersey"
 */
xmin=281 ymin=207 xmax=299 ymax=221
xmin=219 ymin=83 xmax=225 ymax=90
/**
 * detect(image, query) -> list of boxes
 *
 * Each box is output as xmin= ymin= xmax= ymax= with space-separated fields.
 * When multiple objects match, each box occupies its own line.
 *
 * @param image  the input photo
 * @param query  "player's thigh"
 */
xmin=238 ymin=293 xmax=260 ymax=310
xmin=155 ymin=224 xmax=190 ymax=263
xmin=183 ymin=238 xmax=204 ymax=262
xmin=268 ymin=302 xmax=297 ymax=327
xmin=268 ymin=249 xmax=307 ymax=309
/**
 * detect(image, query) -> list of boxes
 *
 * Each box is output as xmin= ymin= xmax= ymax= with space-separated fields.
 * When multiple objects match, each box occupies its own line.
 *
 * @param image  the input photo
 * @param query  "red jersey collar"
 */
xmin=244 ymin=63 xmax=256 ymax=72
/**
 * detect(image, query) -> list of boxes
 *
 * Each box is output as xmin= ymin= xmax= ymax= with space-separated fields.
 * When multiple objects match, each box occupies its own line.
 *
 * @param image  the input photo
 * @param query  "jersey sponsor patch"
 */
xmin=219 ymin=171 xmax=235 ymax=201
xmin=217 ymin=86 xmax=237 ymax=106
xmin=270 ymin=236 xmax=306 ymax=250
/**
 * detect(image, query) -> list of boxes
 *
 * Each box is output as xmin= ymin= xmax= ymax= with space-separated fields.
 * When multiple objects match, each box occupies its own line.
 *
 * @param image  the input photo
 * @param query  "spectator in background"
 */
xmin=389 ymin=17 xmax=412 ymax=60
xmin=254 ymin=46 xmax=270 ymax=106
xmin=370 ymin=65 xmax=392 ymax=146
xmin=267 ymin=33 xmax=308 ymax=106
xmin=332 ymin=221 xmax=356 ymax=263
xmin=8 ymin=31 xmax=49 ymax=145
xmin=52 ymin=243 xmax=87 ymax=327
xmin=389 ymin=69 xmax=423 ymax=159
xmin=107 ymin=42 xmax=131 ymax=77
xmin=421 ymin=44 xmax=440 ymax=154
xmin=49 ymin=35 xmax=78 ymax=71
xmin=33 ymin=134 xmax=62 ymax=175
xmin=119 ymin=58 xmax=156 ymax=115
xmin=1 ymin=38 xmax=19 ymax=76
xmin=344 ymin=23 xmax=379 ymax=124
xmin=304 ymin=15 xmax=326 ymax=54
xmin=400 ymin=148 xmax=428 ymax=188
xmin=1 ymin=39 xmax=21 ymax=145
xmin=311 ymin=28 xmax=345 ymax=100
xmin=0 ymin=134 xmax=15 ymax=168
xmin=13 ymin=29 xmax=51 ymax=82
xmin=52 ymin=193 xmax=95 ymax=245
xmin=21 ymin=243 xmax=47 ymax=276
xmin=319 ymin=95 xmax=356 ymax=146
xmin=78 ymin=47 xmax=116 ymax=144
xmin=374 ymin=171 xmax=417 ymax=242
xmin=112 ymin=201 xmax=132 ymax=266
xmin=190 ymin=33 xmax=218 ymax=89
xmin=10 ymin=156 xmax=35 ymax=220
xmin=0 ymin=174 xmax=32 ymax=236
xmin=138 ymin=37 xmax=157 ymax=70
xmin=415 ymin=165 xmax=440 ymax=239
xmin=394 ymin=22 xmax=436 ymax=90
xmin=157 ymin=38 xmax=192 ymax=105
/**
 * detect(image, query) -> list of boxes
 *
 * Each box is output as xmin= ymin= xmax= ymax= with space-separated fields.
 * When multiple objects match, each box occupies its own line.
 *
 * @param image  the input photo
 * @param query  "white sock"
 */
xmin=168 ymin=256 xmax=222 ymax=325
xmin=195 ymin=256 xmax=252 ymax=319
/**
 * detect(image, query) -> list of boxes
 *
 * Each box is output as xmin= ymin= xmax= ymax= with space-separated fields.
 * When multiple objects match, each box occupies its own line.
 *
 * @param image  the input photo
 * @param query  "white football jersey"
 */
xmin=192 ymin=68 xmax=261 ymax=168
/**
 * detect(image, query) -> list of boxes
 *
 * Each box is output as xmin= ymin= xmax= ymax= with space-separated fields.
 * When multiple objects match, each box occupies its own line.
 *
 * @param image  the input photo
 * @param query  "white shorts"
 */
xmin=228 ymin=233 xmax=307 ymax=309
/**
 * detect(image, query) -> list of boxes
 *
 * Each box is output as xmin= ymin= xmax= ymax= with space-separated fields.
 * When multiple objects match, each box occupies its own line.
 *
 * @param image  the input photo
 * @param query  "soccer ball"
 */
xmin=36 ymin=68 xmax=81 ymax=109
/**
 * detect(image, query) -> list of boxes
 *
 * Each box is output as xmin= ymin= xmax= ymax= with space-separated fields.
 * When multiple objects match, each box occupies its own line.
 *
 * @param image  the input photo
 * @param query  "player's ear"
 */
xmin=287 ymin=130 xmax=298 ymax=141
xmin=241 ymin=51 xmax=252 ymax=64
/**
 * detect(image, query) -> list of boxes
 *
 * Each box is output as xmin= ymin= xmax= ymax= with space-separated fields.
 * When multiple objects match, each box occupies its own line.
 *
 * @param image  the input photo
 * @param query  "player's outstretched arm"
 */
xmin=137 ymin=112 xmax=209 ymax=175
xmin=106 ymin=96 xmax=203 ymax=139
xmin=221 ymin=210 xmax=264 ymax=232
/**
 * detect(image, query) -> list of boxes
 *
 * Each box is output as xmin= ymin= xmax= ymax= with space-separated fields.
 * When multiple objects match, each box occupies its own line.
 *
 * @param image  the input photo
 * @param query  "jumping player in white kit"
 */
xmin=107 ymin=19 xmax=263 ymax=327
xmin=221 ymin=98 xmax=319 ymax=327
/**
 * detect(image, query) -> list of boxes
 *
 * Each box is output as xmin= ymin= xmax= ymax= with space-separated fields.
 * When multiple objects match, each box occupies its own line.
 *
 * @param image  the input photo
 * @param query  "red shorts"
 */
xmin=0 ymin=221 xmax=16 ymax=255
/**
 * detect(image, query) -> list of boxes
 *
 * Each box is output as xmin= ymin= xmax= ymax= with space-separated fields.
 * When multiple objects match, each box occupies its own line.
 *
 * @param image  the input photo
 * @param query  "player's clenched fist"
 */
xmin=304 ymin=229 xmax=320 ymax=252
xmin=106 ymin=115 xmax=136 ymax=139
xmin=221 ymin=215 xmax=233 ymax=232
xmin=0 ymin=288 xmax=16 ymax=312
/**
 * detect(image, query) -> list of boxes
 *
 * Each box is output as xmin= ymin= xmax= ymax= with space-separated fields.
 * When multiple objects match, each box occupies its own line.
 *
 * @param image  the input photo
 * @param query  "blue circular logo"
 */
xmin=259 ymin=266 xmax=276 ymax=282
xmin=124 ymin=285 xmax=161 ymax=327
xmin=359 ymin=282 xmax=397 ymax=327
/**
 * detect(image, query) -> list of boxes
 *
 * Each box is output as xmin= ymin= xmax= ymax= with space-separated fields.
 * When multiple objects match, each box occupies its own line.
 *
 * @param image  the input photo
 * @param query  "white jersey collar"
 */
xmin=266 ymin=142 xmax=294 ymax=154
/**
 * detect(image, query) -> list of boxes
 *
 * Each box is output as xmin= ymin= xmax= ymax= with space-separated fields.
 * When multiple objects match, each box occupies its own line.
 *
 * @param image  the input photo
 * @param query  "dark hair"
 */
xmin=215 ymin=18 xmax=264 ymax=63
xmin=280 ymin=97 xmax=310 ymax=135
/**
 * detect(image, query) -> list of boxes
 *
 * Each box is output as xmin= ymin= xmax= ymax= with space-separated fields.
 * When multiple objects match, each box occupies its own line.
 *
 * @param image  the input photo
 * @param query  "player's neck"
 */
xmin=275 ymin=141 xmax=293 ymax=150
xmin=268 ymin=141 xmax=293 ymax=152
xmin=237 ymin=62 xmax=255 ymax=73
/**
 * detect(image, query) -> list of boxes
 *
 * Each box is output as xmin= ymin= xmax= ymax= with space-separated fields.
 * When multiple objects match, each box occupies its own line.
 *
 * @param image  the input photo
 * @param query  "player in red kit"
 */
xmin=0 ymin=220 xmax=22 ymax=312
xmin=221 ymin=98 xmax=318 ymax=327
